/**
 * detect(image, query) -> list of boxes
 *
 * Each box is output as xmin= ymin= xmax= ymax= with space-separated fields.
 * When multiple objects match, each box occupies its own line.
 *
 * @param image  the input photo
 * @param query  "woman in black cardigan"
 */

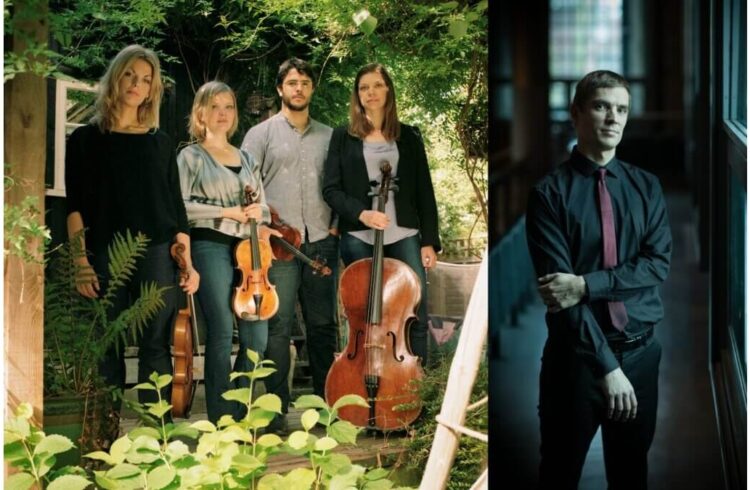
xmin=323 ymin=62 xmax=441 ymax=365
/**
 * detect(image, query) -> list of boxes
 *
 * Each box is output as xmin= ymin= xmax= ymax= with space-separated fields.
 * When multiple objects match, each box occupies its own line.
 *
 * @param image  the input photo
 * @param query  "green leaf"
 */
xmin=165 ymin=440 xmax=190 ymax=459
xmin=332 ymin=394 xmax=369 ymax=412
xmin=167 ymin=423 xmax=199 ymax=439
xmin=146 ymin=400 xmax=172 ymax=418
xmin=352 ymin=8 xmax=378 ymax=35
xmin=293 ymin=394 xmax=328 ymax=410
xmin=283 ymin=467 xmax=317 ymax=489
xmin=132 ymin=382 xmax=157 ymax=391
xmin=217 ymin=415 xmax=236 ymax=428
xmin=252 ymin=393 xmax=282 ymax=413
xmin=154 ymin=374 xmax=173 ymax=390
xmin=319 ymin=453 xmax=352 ymax=479
xmin=328 ymin=420 xmax=360 ymax=445
xmin=257 ymin=433 xmax=283 ymax=447
xmin=105 ymin=462 xmax=141 ymax=479
xmin=219 ymin=425 xmax=253 ymax=443
xmin=110 ymin=435 xmax=132 ymax=463
xmin=125 ymin=436 xmax=160 ymax=464
xmin=189 ymin=420 xmax=217 ymax=432
xmin=16 ymin=402 xmax=34 ymax=419
xmin=85 ymin=450 xmax=117 ymax=465
xmin=128 ymin=427 xmax=161 ymax=440
xmin=231 ymin=453 xmax=264 ymax=476
xmin=250 ymin=367 xmax=276 ymax=380
xmin=222 ymin=388 xmax=252 ymax=403
xmin=448 ymin=19 xmax=469 ymax=39
xmin=440 ymin=1 xmax=459 ymax=9
xmin=33 ymin=434 xmax=75 ymax=456
xmin=287 ymin=430 xmax=309 ymax=450
xmin=362 ymin=479 xmax=394 ymax=489
xmin=246 ymin=348 xmax=260 ymax=366
xmin=6 ymin=472 xmax=36 ymax=490
xmin=48 ymin=474 xmax=92 ymax=490
xmin=314 ymin=436 xmax=338 ymax=452
xmin=147 ymin=465 xmax=176 ymax=489
xmin=300 ymin=409 xmax=320 ymax=431
xmin=364 ymin=467 xmax=390 ymax=480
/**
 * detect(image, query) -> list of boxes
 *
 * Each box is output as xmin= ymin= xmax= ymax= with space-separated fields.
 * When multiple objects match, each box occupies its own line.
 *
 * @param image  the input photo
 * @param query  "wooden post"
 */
xmin=4 ymin=0 xmax=49 ymax=425
xmin=419 ymin=253 xmax=488 ymax=490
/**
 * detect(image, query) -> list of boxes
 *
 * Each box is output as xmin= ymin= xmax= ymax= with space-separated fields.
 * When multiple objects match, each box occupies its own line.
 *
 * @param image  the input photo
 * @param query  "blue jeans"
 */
xmin=92 ymin=242 xmax=179 ymax=408
xmin=192 ymin=239 xmax=268 ymax=423
xmin=266 ymin=234 xmax=339 ymax=412
xmin=340 ymin=233 xmax=428 ymax=365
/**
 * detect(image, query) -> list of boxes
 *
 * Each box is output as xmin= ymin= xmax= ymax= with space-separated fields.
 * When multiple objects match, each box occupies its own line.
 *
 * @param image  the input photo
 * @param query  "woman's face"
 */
xmin=118 ymin=59 xmax=153 ymax=109
xmin=201 ymin=92 xmax=236 ymax=137
xmin=357 ymin=71 xmax=389 ymax=114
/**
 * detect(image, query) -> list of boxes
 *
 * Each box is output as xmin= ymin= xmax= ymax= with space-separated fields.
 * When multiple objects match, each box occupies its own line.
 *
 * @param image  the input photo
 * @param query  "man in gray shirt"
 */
xmin=242 ymin=58 xmax=337 ymax=434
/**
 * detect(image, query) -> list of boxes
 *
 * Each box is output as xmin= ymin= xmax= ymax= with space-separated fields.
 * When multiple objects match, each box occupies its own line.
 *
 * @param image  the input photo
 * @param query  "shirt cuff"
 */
xmin=583 ymin=270 xmax=611 ymax=301
xmin=598 ymin=348 xmax=620 ymax=378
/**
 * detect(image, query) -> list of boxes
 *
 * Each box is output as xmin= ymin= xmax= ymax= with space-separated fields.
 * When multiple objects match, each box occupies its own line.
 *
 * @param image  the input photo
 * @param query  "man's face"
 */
xmin=278 ymin=68 xmax=314 ymax=112
xmin=571 ymin=87 xmax=630 ymax=153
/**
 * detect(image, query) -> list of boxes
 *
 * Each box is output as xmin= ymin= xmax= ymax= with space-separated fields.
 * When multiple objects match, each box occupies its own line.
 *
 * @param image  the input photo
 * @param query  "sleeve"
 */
xmin=64 ymin=126 xmax=89 ymax=216
xmin=245 ymin=150 xmax=271 ymax=224
xmin=526 ymin=187 xmax=619 ymax=377
xmin=176 ymin=147 xmax=224 ymax=222
xmin=322 ymin=128 xmax=368 ymax=224
xmin=167 ymin=143 xmax=190 ymax=234
xmin=410 ymin=126 xmax=442 ymax=252
xmin=582 ymin=178 xmax=672 ymax=301
xmin=241 ymin=124 xmax=266 ymax=175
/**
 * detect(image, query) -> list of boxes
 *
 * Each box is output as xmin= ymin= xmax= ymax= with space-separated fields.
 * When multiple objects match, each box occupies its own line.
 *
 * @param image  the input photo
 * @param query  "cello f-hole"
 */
xmin=387 ymin=331 xmax=405 ymax=362
xmin=347 ymin=329 xmax=363 ymax=360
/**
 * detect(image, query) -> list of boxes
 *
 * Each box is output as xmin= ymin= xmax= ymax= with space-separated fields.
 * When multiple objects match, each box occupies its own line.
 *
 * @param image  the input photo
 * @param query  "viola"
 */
xmin=170 ymin=242 xmax=200 ymax=418
xmin=324 ymin=161 xmax=424 ymax=430
xmin=268 ymin=206 xmax=332 ymax=277
xmin=232 ymin=185 xmax=279 ymax=321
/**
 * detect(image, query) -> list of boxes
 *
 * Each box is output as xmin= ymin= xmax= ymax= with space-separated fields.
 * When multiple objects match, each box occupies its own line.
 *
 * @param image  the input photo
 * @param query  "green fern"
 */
xmin=44 ymin=230 xmax=167 ymax=397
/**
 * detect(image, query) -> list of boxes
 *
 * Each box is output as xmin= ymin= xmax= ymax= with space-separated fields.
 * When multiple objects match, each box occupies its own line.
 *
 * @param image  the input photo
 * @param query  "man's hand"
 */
xmin=538 ymin=273 xmax=586 ymax=312
xmin=601 ymin=367 xmax=637 ymax=422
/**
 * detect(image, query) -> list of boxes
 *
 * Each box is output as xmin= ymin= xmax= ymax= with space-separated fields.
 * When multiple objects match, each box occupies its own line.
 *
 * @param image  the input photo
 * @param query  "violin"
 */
xmin=232 ymin=185 xmax=279 ymax=321
xmin=170 ymin=242 xmax=200 ymax=418
xmin=324 ymin=161 xmax=424 ymax=430
xmin=268 ymin=206 xmax=332 ymax=277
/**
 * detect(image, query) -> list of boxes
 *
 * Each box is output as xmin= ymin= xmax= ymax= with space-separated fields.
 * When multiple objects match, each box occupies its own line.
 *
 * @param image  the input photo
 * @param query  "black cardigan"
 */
xmin=323 ymin=123 xmax=441 ymax=252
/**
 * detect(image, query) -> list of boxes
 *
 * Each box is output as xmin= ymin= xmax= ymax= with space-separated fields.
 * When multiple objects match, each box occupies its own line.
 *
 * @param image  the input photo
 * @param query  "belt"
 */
xmin=608 ymin=329 xmax=653 ymax=354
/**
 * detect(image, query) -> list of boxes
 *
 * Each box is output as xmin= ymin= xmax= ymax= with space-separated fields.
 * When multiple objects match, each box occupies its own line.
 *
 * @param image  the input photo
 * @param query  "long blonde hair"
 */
xmin=348 ymin=63 xmax=400 ymax=141
xmin=92 ymin=45 xmax=163 ymax=132
xmin=188 ymin=81 xmax=239 ymax=141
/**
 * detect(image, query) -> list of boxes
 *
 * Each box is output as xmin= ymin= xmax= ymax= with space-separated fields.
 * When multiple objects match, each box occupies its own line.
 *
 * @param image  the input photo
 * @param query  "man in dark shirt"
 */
xmin=526 ymin=70 xmax=672 ymax=489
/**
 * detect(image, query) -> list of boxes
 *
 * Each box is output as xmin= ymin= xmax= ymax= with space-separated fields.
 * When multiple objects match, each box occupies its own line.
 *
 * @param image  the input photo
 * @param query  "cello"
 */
xmin=232 ymin=185 xmax=279 ymax=321
xmin=170 ymin=242 xmax=201 ymax=418
xmin=324 ymin=161 xmax=424 ymax=430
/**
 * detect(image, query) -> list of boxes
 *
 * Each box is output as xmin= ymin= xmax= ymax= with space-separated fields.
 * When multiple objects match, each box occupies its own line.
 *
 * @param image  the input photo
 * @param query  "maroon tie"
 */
xmin=597 ymin=168 xmax=628 ymax=330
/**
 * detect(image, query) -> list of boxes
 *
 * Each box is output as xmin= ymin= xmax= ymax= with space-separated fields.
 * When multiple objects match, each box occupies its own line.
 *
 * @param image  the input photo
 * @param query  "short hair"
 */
xmin=572 ymin=70 xmax=630 ymax=109
xmin=348 ymin=63 xmax=400 ymax=141
xmin=276 ymin=58 xmax=317 ymax=88
xmin=92 ymin=45 xmax=163 ymax=132
xmin=188 ymin=81 xmax=239 ymax=141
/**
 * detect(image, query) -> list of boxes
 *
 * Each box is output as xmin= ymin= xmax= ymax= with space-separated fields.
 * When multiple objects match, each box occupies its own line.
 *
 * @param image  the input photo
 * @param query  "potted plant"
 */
xmin=43 ymin=229 xmax=168 ymax=466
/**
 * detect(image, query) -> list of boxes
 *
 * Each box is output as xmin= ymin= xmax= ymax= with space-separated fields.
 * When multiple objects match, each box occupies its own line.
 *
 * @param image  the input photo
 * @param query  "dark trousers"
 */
xmin=339 ymin=233 xmax=428 ymax=365
xmin=92 ymin=242 xmax=179 ymax=408
xmin=265 ymin=234 xmax=339 ymax=412
xmin=538 ymin=336 xmax=661 ymax=490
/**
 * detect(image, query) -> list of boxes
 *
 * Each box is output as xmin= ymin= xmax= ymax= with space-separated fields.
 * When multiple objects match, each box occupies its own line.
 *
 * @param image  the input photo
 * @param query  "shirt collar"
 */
xmin=569 ymin=146 xmax=623 ymax=179
xmin=276 ymin=111 xmax=313 ymax=135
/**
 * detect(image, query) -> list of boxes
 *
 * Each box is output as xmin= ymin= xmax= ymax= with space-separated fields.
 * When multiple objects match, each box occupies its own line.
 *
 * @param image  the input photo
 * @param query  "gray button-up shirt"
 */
xmin=241 ymin=112 xmax=334 ymax=243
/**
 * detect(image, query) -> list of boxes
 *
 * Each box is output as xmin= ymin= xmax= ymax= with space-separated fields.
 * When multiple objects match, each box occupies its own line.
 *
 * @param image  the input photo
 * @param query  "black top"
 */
xmin=322 ymin=123 xmax=441 ymax=252
xmin=65 ymin=124 xmax=190 ymax=255
xmin=526 ymin=147 xmax=672 ymax=376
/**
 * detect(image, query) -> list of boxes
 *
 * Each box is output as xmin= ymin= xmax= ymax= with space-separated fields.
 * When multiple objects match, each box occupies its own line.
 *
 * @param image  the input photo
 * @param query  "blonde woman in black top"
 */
xmin=65 ymin=45 xmax=199 ymax=407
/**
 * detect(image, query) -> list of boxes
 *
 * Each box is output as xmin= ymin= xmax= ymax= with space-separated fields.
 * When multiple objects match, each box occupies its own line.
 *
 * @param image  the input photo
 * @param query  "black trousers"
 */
xmin=92 ymin=242 xmax=179 ymax=407
xmin=538 ymin=336 xmax=661 ymax=490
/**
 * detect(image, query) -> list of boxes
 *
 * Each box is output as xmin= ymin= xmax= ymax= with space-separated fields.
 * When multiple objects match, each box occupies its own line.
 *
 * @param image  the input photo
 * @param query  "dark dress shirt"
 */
xmin=65 ymin=124 xmax=190 ymax=255
xmin=526 ymin=147 xmax=672 ymax=376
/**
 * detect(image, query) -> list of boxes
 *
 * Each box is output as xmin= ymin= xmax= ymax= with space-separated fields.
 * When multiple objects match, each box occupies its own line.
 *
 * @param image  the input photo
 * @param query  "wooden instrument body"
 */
xmin=325 ymin=257 xmax=423 ymax=429
xmin=170 ymin=243 xmax=199 ymax=418
xmin=232 ymin=224 xmax=279 ymax=321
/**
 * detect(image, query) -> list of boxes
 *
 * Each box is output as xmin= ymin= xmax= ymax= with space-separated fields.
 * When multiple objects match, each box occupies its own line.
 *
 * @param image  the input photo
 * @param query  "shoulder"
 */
xmin=399 ymin=123 xmax=423 ymax=141
xmin=177 ymin=144 xmax=206 ymax=165
xmin=532 ymin=161 xmax=574 ymax=200
xmin=309 ymin=117 xmax=333 ymax=136
xmin=69 ymin=123 xmax=101 ymax=143
xmin=151 ymin=128 xmax=174 ymax=145
xmin=618 ymin=159 xmax=664 ymax=194
xmin=239 ymin=148 xmax=258 ymax=167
